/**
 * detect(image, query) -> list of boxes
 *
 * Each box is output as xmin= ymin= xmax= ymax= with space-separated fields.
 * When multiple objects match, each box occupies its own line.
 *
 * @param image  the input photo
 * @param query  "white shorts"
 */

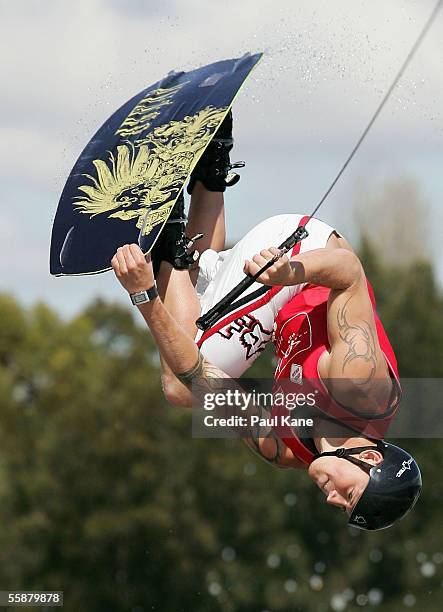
xmin=195 ymin=214 xmax=337 ymax=377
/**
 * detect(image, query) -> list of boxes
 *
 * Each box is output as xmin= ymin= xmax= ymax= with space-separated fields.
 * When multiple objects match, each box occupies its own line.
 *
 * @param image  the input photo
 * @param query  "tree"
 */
xmin=0 ymin=220 xmax=443 ymax=612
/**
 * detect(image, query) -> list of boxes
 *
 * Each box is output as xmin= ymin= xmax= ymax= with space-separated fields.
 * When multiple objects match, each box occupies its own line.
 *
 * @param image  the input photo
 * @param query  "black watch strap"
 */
xmin=130 ymin=284 xmax=158 ymax=305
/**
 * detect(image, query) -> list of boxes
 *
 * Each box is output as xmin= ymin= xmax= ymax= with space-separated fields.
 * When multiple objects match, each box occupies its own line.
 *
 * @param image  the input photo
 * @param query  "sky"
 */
xmin=1 ymin=0 xmax=442 ymax=318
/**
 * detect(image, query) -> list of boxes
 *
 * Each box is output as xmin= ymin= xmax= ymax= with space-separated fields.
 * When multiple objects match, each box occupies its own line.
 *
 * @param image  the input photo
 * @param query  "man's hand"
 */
xmin=111 ymin=244 xmax=155 ymax=294
xmin=243 ymin=247 xmax=296 ymax=286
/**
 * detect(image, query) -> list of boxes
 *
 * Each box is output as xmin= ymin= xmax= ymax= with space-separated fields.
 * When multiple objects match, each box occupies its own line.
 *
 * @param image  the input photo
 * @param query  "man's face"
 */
xmin=307 ymin=451 xmax=383 ymax=515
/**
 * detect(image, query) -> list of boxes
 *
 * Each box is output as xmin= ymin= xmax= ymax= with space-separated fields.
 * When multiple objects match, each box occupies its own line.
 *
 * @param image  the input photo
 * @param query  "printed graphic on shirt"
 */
xmin=218 ymin=314 xmax=273 ymax=359
xmin=275 ymin=312 xmax=313 ymax=380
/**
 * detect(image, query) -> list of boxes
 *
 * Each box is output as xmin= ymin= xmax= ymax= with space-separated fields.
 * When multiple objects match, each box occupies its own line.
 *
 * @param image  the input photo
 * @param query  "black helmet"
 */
xmin=315 ymin=441 xmax=422 ymax=531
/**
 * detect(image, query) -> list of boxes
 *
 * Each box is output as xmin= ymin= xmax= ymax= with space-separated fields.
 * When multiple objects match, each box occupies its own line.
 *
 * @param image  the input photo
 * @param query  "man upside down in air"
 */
xmin=111 ymin=111 xmax=421 ymax=531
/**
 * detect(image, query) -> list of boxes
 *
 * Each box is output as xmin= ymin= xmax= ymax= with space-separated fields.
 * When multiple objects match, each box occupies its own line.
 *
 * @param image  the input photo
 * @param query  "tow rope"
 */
xmin=196 ymin=0 xmax=442 ymax=332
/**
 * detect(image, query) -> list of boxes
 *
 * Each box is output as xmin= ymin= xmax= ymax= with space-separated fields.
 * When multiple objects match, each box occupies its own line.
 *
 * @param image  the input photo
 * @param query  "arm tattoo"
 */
xmin=175 ymin=352 xmax=229 ymax=392
xmin=175 ymin=352 xmax=204 ymax=386
xmin=336 ymin=295 xmax=377 ymax=384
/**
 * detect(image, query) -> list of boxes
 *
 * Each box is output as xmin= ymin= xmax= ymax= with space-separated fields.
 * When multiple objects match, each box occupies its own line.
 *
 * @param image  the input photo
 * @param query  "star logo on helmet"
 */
xmin=396 ymin=458 xmax=414 ymax=478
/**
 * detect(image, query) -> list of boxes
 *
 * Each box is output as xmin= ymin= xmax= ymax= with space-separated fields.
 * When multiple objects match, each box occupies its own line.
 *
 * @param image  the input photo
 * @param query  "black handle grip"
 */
xmin=196 ymin=274 xmax=255 ymax=330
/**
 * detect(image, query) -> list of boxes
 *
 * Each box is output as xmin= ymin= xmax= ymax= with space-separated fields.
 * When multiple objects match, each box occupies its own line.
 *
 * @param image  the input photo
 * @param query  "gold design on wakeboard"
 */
xmin=140 ymin=203 xmax=176 ymax=236
xmin=116 ymin=82 xmax=187 ymax=138
xmin=74 ymin=105 xmax=227 ymax=234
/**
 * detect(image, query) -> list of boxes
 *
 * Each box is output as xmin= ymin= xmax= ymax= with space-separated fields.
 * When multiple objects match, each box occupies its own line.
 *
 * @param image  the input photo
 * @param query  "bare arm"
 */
xmin=143 ymin=298 xmax=299 ymax=468
xmin=142 ymin=296 xmax=299 ymax=467
xmin=244 ymin=246 xmax=361 ymax=290
xmin=245 ymin=246 xmax=393 ymax=415
xmin=140 ymin=296 xmax=300 ymax=468
xmin=111 ymin=244 xmax=301 ymax=468
xmin=319 ymin=263 xmax=392 ymax=414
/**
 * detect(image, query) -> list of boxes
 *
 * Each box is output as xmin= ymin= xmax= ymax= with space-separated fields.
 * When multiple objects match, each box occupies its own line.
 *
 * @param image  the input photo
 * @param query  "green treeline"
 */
xmin=0 ymin=240 xmax=443 ymax=612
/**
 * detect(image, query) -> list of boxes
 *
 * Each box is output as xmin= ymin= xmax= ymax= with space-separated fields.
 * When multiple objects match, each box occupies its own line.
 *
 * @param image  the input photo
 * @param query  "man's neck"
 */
xmin=314 ymin=434 xmax=378 ymax=454
xmin=310 ymin=412 xmax=377 ymax=453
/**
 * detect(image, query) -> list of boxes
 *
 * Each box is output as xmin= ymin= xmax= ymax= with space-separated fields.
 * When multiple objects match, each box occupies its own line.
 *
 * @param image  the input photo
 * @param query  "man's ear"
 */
xmin=360 ymin=449 xmax=384 ymax=465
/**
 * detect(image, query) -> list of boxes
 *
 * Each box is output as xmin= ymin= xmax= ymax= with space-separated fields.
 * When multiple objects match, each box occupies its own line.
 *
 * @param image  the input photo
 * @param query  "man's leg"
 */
xmin=185 ymin=109 xmax=238 ymax=278
xmin=186 ymin=181 xmax=225 ymax=283
xmin=155 ymin=264 xmax=199 ymax=407
xmin=152 ymin=110 xmax=240 ymax=405
xmin=155 ymin=185 xmax=228 ymax=407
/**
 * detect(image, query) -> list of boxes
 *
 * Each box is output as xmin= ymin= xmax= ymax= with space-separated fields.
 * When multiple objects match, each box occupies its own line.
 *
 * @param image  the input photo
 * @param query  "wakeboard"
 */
xmin=50 ymin=52 xmax=262 ymax=276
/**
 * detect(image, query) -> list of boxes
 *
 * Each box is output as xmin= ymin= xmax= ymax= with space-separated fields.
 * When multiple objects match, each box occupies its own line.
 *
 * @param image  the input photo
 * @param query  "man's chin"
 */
xmin=307 ymin=456 xmax=327 ymax=483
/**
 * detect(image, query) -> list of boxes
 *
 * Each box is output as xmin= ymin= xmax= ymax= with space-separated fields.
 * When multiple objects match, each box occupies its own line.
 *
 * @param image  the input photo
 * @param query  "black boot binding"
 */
xmin=187 ymin=109 xmax=245 ymax=194
xmin=152 ymin=110 xmax=243 ymax=275
xmin=151 ymin=191 xmax=203 ymax=277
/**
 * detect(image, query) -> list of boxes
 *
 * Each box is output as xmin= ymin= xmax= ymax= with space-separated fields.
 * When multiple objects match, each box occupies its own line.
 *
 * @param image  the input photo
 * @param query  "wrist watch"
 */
xmin=129 ymin=284 xmax=158 ymax=305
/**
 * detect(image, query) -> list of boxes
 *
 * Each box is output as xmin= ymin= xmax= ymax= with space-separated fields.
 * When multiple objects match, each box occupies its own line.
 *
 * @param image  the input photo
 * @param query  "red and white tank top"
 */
xmin=271 ymin=281 xmax=401 ymax=465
